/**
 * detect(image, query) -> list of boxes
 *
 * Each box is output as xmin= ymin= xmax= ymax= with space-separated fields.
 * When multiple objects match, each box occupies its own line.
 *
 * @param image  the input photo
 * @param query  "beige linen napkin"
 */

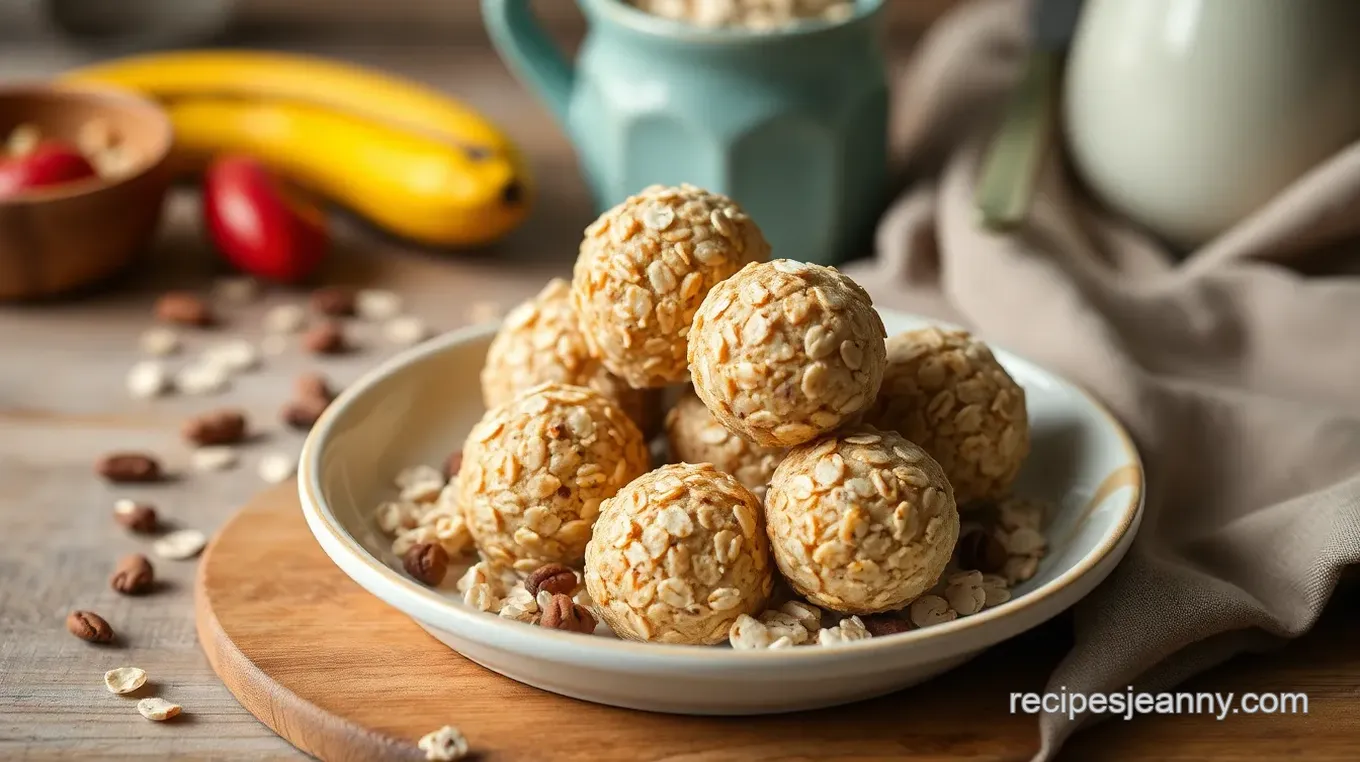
xmin=845 ymin=0 xmax=1360 ymax=758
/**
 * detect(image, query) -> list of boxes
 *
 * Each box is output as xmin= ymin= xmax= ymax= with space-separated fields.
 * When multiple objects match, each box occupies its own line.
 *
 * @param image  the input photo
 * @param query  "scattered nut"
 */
xmin=155 ymin=292 xmax=214 ymax=327
xmin=303 ymin=320 xmax=347 ymax=354
xmin=183 ymin=408 xmax=248 ymax=446
xmin=524 ymin=563 xmax=577 ymax=597
xmin=191 ymin=445 xmax=239 ymax=472
xmin=403 ymin=543 xmax=450 ymax=586
xmin=153 ymin=529 xmax=207 ymax=560
xmin=955 ymin=524 xmax=1008 ymax=573
xmin=537 ymin=593 xmax=596 ymax=634
xmin=138 ymin=327 xmax=181 ymax=357
xmin=66 ymin=610 xmax=114 ymax=643
xmin=137 ymin=697 xmax=182 ymax=721
xmin=294 ymin=372 xmax=335 ymax=402
xmin=113 ymin=499 xmax=158 ymax=533
xmin=861 ymin=614 xmax=912 ymax=637
xmin=110 ymin=553 xmax=155 ymax=595
xmin=281 ymin=396 xmax=329 ymax=431
xmin=310 ymin=286 xmax=356 ymax=316
xmin=418 ymin=725 xmax=469 ymax=761
xmin=258 ymin=452 xmax=297 ymax=484
xmin=96 ymin=453 xmax=162 ymax=483
xmin=104 ymin=667 xmax=147 ymax=695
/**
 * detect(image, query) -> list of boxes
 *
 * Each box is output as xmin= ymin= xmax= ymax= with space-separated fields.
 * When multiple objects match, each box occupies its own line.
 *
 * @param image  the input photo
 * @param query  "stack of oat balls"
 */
xmin=416 ymin=184 xmax=1042 ymax=649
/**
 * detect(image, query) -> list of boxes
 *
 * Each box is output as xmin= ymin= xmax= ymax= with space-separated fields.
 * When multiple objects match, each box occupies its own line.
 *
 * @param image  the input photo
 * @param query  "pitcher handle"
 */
xmin=482 ymin=0 xmax=575 ymax=128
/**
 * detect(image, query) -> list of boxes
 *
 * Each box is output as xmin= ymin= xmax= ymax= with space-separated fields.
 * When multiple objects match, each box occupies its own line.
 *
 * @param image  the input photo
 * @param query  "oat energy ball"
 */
xmin=459 ymin=383 xmax=650 ymax=572
xmin=765 ymin=426 xmax=959 ymax=614
xmin=481 ymin=279 xmax=654 ymax=431
xmin=864 ymin=328 xmax=1029 ymax=504
xmin=585 ymin=463 xmax=774 ymax=644
xmin=688 ymin=259 xmax=887 ymax=448
xmin=665 ymin=389 xmax=783 ymax=500
xmin=572 ymin=184 xmax=770 ymax=388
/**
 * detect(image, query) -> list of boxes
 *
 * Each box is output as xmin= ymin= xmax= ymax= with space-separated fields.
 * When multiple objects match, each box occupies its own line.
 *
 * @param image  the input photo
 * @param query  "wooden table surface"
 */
xmin=2 ymin=10 xmax=1358 ymax=761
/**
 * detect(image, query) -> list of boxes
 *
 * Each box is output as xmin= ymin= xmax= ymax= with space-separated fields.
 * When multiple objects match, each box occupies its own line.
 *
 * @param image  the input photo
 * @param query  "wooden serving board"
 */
xmin=195 ymin=486 xmax=1360 ymax=762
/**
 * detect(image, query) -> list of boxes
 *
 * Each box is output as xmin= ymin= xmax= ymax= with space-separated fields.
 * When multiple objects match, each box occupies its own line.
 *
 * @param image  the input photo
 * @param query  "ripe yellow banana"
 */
xmin=62 ymin=51 xmax=530 ymax=247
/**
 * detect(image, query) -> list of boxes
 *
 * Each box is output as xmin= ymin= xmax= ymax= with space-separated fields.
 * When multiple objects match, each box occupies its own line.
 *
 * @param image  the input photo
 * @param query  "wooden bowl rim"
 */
xmin=0 ymin=82 xmax=174 ymax=206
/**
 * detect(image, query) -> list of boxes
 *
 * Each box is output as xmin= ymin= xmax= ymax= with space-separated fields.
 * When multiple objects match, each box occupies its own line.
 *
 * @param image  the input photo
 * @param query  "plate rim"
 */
xmin=298 ymin=310 xmax=1144 ymax=668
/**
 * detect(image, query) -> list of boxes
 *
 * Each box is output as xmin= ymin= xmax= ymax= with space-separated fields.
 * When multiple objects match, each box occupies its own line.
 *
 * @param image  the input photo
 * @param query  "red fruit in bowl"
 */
xmin=203 ymin=156 xmax=329 ymax=283
xmin=0 ymin=141 xmax=98 ymax=199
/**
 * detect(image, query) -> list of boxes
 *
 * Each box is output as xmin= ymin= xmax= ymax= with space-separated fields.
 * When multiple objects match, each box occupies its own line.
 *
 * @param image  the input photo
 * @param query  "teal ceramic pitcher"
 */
xmin=483 ymin=0 xmax=889 ymax=265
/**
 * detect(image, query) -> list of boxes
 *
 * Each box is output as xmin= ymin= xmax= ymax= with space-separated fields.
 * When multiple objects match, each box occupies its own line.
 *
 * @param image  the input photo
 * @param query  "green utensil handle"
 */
xmin=481 ymin=0 xmax=575 ymax=128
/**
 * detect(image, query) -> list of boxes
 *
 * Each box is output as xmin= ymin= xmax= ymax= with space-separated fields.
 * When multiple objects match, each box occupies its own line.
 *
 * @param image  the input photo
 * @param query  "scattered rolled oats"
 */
xmin=153 ymin=529 xmax=207 ymax=560
xmin=817 ymin=615 xmax=871 ymax=646
xmin=396 ymin=465 xmax=444 ymax=490
xmin=769 ymin=635 xmax=794 ymax=649
xmin=864 ymin=328 xmax=1030 ymax=504
xmin=191 ymin=445 xmax=239 ymax=472
xmin=263 ymin=303 xmax=307 ymax=334
xmin=175 ymin=361 xmax=231 ymax=396
xmin=728 ymin=613 xmax=773 ymax=650
xmin=481 ymin=279 xmax=651 ymax=430
xmin=585 ymin=463 xmax=774 ymax=645
xmin=459 ymin=383 xmax=650 ymax=570
xmin=104 ymin=667 xmax=147 ymax=694
xmin=943 ymin=570 xmax=986 ymax=616
xmin=909 ymin=594 xmax=957 ymax=628
xmin=463 ymin=582 xmax=501 ymax=613
xmin=499 ymin=586 xmax=540 ymax=623
xmin=136 ymin=697 xmax=182 ymax=721
xmin=665 ymin=388 xmax=783 ymax=500
xmin=1003 ymin=554 xmax=1040 ymax=586
xmin=202 ymin=339 xmax=260 ymax=374
xmin=384 ymin=315 xmax=430 ymax=346
xmin=392 ymin=526 xmax=437 ymax=557
xmin=980 ymin=573 xmax=1011 ymax=608
xmin=418 ymin=725 xmax=469 ymax=761
xmin=572 ymin=184 xmax=770 ymax=388
xmin=257 ymin=451 xmax=297 ymax=484
xmin=376 ymin=500 xmax=423 ymax=535
xmin=757 ymin=610 xmax=809 ymax=644
xmin=138 ymin=327 xmax=181 ymax=357
xmin=259 ymin=334 xmax=289 ymax=356
xmin=688 ymin=259 xmax=887 ymax=448
xmin=356 ymin=289 xmax=403 ymax=321
xmin=764 ymin=426 xmax=959 ymax=614
xmin=997 ymin=496 xmax=1049 ymax=532
xmin=778 ymin=599 xmax=823 ymax=632
xmin=126 ymin=360 xmax=170 ymax=399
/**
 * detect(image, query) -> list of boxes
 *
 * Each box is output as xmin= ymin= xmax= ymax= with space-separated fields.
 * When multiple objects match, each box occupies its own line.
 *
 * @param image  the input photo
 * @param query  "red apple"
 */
xmin=203 ymin=156 xmax=329 ymax=283
xmin=0 ymin=141 xmax=98 ymax=199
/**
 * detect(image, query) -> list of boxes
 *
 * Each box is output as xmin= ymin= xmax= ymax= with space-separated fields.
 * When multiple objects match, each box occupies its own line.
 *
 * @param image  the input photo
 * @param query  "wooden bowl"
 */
xmin=0 ymin=85 xmax=173 ymax=300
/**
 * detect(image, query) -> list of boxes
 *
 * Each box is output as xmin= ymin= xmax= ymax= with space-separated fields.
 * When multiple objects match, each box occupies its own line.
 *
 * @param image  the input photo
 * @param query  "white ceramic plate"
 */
xmin=299 ymin=310 xmax=1143 ymax=715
